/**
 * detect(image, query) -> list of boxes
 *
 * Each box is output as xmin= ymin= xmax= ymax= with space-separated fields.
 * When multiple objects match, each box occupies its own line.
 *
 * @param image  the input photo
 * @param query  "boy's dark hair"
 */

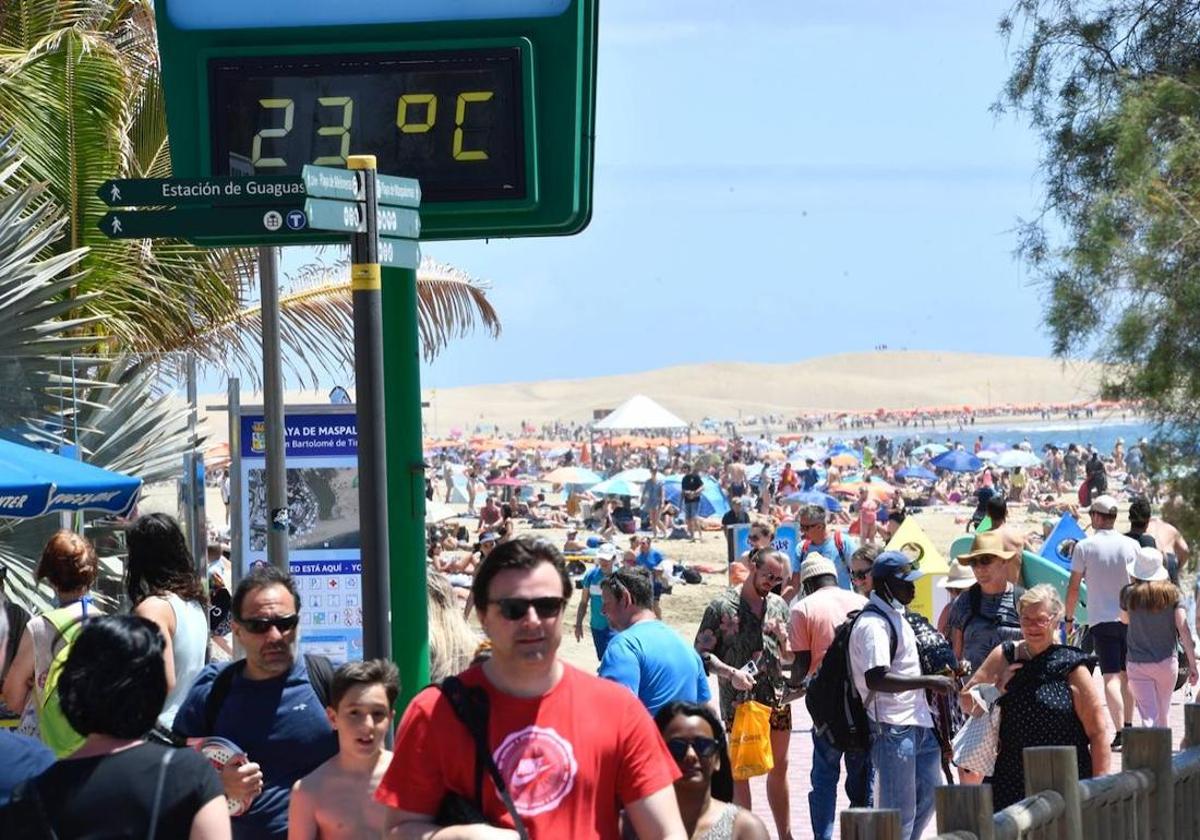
xmin=232 ymin=564 xmax=302 ymax=620
xmin=1129 ymin=497 xmax=1152 ymax=526
xmin=986 ymin=495 xmax=1008 ymax=522
xmin=330 ymin=658 xmax=401 ymax=709
xmin=602 ymin=566 xmax=653 ymax=609
xmin=470 ymin=536 xmax=572 ymax=609
xmin=125 ymin=513 xmax=206 ymax=606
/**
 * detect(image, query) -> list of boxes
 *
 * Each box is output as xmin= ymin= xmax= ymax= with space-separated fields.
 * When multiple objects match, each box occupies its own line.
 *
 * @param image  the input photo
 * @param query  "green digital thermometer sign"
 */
xmin=154 ymin=0 xmax=597 ymax=242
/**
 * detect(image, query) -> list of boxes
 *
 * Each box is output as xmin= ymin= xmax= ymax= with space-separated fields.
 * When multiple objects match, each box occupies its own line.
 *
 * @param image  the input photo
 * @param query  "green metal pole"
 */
xmin=382 ymin=264 xmax=429 ymax=708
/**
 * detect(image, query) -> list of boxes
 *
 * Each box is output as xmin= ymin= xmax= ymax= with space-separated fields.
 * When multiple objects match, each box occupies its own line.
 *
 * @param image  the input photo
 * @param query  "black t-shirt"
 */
xmin=681 ymin=473 xmax=703 ymax=499
xmin=25 ymin=742 xmax=222 ymax=838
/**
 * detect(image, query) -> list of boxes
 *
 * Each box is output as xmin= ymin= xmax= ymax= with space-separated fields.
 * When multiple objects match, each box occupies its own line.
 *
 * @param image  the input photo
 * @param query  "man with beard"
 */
xmin=378 ymin=537 xmax=685 ymax=839
xmin=173 ymin=565 xmax=337 ymax=840
xmin=694 ymin=550 xmax=794 ymax=840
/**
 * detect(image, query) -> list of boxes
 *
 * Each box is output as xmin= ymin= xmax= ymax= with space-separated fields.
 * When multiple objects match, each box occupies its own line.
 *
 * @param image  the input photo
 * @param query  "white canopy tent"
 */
xmin=593 ymin=394 xmax=688 ymax=431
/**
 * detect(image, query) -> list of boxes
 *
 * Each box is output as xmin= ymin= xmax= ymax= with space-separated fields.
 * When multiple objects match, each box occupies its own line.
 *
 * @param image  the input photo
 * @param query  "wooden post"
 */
xmin=936 ymin=784 xmax=996 ymax=840
xmin=1185 ymin=703 xmax=1200 ymax=750
xmin=1124 ymin=728 xmax=1173 ymax=840
xmin=1023 ymin=746 xmax=1082 ymax=840
xmin=841 ymin=808 xmax=901 ymax=840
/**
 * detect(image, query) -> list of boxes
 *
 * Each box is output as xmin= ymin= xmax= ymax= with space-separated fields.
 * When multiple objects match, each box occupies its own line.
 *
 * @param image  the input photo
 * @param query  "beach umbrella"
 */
xmin=781 ymin=490 xmax=843 ymax=512
xmin=830 ymin=453 xmax=860 ymax=467
xmin=589 ymin=477 xmax=642 ymax=496
xmin=896 ymin=465 xmax=937 ymax=482
xmin=913 ymin=443 xmax=949 ymax=456
xmin=486 ymin=476 xmax=525 ymax=488
xmin=829 ymin=482 xmax=893 ymax=502
xmin=612 ymin=467 xmax=652 ymax=482
xmin=975 ymin=450 xmax=996 ymax=461
xmin=931 ymin=450 xmax=983 ymax=473
xmin=994 ymin=450 xmax=1043 ymax=469
xmin=541 ymin=466 xmax=603 ymax=486
xmin=663 ymin=475 xmax=730 ymax=518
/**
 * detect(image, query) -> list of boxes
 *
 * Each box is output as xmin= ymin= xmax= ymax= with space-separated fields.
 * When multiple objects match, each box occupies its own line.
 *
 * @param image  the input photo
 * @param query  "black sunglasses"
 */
xmin=967 ymin=556 xmax=996 ymax=568
xmin=850 ymin=568 xmax=871 ymax=581
xmin=666 ymin=736 xmax=719 ymax=761
xmin=236 ymin=614 xmax=300 ymax=634
xmin=490 ymin=597 xmax=566 ymax=621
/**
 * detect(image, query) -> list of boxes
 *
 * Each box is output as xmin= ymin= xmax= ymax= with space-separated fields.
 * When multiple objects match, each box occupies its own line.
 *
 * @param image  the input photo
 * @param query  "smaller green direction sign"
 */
xmin=98 ymin=206 xmax=309 ymax=239
xmin=302 ymin=165 xmax=362 ymax=201
xmin=304 ymin=198 xmax=364 ymax=233
xmin=376 ymin=175 xmax=421 ymax=208
xmin=97 ymin=177 xmax=305 ymax=207
xmin=379 ymin=238 xmax=421 ymax=270
xmin=378 ymin=207 xmax=421 ymax=239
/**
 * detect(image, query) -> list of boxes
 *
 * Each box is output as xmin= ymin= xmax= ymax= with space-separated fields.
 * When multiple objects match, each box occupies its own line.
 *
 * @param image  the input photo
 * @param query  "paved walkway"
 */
xmin=741 ymin=680 xmax=1196 ymax=840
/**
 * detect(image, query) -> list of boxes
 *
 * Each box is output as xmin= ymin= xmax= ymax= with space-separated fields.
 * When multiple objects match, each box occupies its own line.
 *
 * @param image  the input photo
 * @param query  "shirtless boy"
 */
xmin=288 ymin=659 xmax=400 ymax=840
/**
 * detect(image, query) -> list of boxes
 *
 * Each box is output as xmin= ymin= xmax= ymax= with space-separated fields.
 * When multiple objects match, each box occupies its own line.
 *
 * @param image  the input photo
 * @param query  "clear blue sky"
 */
xmin=286 ymin=1 xmax=1051 ymax=392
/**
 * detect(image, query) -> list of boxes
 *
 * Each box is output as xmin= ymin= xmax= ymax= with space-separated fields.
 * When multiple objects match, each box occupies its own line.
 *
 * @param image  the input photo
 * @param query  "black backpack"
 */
xmin=805 ymin=605 xmax=896 ymax=753
xmin=967 ymin=583 xmax=1024 ymax=630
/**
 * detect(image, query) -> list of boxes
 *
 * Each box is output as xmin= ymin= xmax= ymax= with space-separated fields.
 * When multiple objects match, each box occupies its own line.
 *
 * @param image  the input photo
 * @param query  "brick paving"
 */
xmin=739 ymin=678 xmax=1195 ymax=840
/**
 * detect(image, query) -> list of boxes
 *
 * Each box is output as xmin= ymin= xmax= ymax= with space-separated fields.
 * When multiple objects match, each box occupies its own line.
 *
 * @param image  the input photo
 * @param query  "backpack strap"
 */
xmin=437 ymin=677 xmax=529 ymax=840
xmin=201 ymin=661 xmax=244 ymax=735
xmin=834 ymin=530 xmax=845 ymax=562
xmin=303 ymin=654 xmax=335 ymax=708
xmin=968 ymin=583 xmax=982 ymax=623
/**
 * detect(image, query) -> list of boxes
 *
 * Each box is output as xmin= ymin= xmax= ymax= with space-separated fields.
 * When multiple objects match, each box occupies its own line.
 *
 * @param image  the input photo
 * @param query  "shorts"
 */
xmin=730 ymin=483 xmax=746 ymax=498
xmin=684 ymin=499 xmax=701 ymax=519
xmin=1091 ymin=621 xmax=1128 ymax=674
xmin=727 ymin=702 xmax=793 ymax=733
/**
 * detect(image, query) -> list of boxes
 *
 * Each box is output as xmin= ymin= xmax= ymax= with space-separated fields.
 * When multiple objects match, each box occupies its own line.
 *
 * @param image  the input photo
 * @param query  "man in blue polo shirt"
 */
xmin=174 ymin=565 xmax=337 ymax=840
xmin=598 ymin=566 xmax=710 ymax=715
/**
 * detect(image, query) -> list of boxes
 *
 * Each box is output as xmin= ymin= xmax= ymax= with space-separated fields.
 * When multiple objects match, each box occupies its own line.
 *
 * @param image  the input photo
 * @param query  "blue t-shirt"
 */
xmin=598 ymin=619 xmax=711 ymax=716
xmin=0 ymin=730 xmax=54 ymax=806
xmin=799 ymin=533 xmax=858 ymax=591
xmin=173 ymin=658 xmax=338 ymax=840
xmin=636 ymin=548 xmax=665 ymax=572
xmin=800 ymin=468 xmax=819 ymax=490
xmin=581 ymin=566 xmax=611 ymax=631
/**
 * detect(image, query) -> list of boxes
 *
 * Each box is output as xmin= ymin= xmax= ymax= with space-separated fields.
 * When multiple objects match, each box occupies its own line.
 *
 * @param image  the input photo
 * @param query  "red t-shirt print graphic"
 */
xmin=493 ymin=726 xmax=578 ymax=816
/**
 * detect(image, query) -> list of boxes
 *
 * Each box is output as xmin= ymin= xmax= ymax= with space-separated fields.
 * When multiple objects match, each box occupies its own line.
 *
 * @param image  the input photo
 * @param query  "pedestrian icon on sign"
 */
xmin=286 ymin=210 xmax=307 ymax=231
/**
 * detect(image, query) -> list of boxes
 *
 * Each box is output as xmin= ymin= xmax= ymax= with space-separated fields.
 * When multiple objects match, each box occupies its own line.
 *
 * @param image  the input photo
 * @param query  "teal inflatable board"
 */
xmin=1021 ymin=549 xmax=1087 ymax=624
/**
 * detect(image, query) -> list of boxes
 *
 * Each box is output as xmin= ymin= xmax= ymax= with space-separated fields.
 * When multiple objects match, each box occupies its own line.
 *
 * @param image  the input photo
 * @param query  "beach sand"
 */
xmin=195 ymin=351 xmax=1109 ymax=443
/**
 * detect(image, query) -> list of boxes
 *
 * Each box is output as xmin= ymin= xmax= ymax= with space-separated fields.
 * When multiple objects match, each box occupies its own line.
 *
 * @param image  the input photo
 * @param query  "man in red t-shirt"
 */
xmin=376 ymin=537 xmax=686 ymax=840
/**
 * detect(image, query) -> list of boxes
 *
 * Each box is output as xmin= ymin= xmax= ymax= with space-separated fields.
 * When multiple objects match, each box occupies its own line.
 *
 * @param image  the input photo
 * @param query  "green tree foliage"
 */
xmin=999 ymin=0 xmax=1200 ymax=542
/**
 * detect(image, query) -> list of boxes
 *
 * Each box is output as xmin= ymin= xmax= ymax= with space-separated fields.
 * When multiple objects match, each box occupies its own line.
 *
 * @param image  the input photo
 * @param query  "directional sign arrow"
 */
xmin=376 ymin=175 xmax=421 ymax=208
xmin=304 ymin=198 xmax=365 ymax=233
xmin=97 ymin=206 xmax=308 ymax=239
xmin=377 ymin=207 xmax=421 ymax=239
xmin=96 ymin=177 xmax=306 ymax=207
xmin=379 ymin=238 xmax=422 ymax=270
xmin=302 ymin=165 xmax=363 ymax=201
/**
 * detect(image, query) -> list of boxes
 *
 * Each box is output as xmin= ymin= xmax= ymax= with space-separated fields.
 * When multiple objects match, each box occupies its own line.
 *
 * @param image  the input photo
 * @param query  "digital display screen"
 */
xmin=208 ymin=48 xmax=524 ymax=202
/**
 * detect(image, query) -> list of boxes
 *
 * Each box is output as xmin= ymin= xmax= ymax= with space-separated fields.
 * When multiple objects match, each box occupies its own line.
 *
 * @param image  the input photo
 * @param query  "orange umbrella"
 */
xmin=830 ymin=453 xmax=859 ymax=468
xmin=830 ymin=482 xmax=894 ymax=502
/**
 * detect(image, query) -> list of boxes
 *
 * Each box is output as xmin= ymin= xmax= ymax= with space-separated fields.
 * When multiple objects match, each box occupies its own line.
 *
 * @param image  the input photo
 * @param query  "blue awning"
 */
xmin=0 ymin=440 xmax=141 ymax=518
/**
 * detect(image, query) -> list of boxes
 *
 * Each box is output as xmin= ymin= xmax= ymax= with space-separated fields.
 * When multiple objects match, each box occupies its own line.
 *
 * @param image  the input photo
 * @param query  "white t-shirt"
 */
xmin=1071 ymin=529 xmax=1138 ymax=624
xmin=848 ymin=592 xmax=932 ymax=727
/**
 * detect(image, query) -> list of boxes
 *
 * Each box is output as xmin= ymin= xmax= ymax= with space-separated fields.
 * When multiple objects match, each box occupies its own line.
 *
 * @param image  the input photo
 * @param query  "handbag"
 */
xmin=951 ymin=685 xmax=1000 ymax=777
xmin=434 ymin=677 xmax=529 ymax=840
xmin=728 ymin=700 xmax=774 ymax=781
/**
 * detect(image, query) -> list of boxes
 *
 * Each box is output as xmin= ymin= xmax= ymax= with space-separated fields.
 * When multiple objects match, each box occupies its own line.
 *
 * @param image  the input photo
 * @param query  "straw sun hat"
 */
xmin=939 ymin=561 xmax=976 ymax=590
xmin=955 ymin=531 xmax=1020 ymax=566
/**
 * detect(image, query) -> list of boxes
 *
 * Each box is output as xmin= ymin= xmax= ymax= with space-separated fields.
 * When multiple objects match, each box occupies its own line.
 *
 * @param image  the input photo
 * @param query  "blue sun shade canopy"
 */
xmin=0 ymin=440 xmax=141 ymax=519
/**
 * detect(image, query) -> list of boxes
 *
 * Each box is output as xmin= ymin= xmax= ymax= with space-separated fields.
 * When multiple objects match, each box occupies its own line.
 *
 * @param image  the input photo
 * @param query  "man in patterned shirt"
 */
xmin=694 ymin=549 xmax=794 ymax=840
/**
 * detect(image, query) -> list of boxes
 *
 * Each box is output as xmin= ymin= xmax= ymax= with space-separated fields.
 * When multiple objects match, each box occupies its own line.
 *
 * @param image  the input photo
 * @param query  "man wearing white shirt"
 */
xmin=848 ymin=552 xmax=954 ymax=840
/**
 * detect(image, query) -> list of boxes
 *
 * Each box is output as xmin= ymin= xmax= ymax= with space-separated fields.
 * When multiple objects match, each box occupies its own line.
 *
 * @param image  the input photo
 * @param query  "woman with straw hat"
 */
xmin=947 ymin=531 xmax=1024 ymax=673
xmin=937 ymin=561 xmax=976 ymax=638
xmin=1120 ymin=547 xmax=1198 ymax=727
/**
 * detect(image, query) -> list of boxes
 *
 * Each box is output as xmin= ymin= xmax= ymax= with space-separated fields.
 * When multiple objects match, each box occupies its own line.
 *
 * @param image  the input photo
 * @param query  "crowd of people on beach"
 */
xmin=0 ymin=411 xmax=1195 ymax=839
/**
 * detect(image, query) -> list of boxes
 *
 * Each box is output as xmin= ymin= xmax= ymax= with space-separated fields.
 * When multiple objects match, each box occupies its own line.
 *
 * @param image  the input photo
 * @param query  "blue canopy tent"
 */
xmin=664 ymin=475 xmax=730 ymax=518
xmin=0 ymin=440 xmax=141 ymax=518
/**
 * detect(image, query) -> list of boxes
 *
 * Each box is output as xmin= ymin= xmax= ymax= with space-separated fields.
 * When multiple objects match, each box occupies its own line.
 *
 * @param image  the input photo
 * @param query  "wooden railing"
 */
xmin=840 ymin=705 xmax=1200 ymax=840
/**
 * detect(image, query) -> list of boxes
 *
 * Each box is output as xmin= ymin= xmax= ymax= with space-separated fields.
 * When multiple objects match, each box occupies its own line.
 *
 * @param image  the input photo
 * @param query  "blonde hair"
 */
xmin=1018 ymin=583 xmax=1064 ymax=621
xmin=427 ymin=570 xmax=478 ymax=683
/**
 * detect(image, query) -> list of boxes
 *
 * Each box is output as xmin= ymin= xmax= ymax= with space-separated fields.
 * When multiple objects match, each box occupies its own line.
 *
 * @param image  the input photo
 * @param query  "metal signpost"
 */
xmin=150 ymin=0 xmax=599 ymax=707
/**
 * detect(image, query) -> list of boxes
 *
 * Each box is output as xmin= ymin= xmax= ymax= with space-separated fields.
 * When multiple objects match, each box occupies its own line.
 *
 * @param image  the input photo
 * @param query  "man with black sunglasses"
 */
xmin=174 ymin=565 xmax=337 ymax=840
xmin=379 ymin=536 xmax=687 ymax=839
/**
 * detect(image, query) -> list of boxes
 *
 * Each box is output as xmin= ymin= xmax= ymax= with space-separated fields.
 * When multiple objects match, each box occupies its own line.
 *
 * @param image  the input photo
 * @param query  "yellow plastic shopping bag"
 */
xmin=728 ymin=701 xmax=774 ymax=781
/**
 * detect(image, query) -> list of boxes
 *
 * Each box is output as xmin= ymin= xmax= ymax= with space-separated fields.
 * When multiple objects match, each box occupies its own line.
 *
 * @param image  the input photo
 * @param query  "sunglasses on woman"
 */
xmin=490 ymin=596 xmax=567 ymax=621
xmin=666 ymin=736 xmax=719 ymax=761
xmin=236 ymin=614 xmax=300 ymax=634
xmin=968 ymin=556 xmax=997 ymax=568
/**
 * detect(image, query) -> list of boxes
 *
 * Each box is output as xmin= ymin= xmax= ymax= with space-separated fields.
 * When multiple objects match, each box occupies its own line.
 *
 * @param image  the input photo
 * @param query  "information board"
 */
xmin=238 ymin=408 xmax=363 ymax=663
